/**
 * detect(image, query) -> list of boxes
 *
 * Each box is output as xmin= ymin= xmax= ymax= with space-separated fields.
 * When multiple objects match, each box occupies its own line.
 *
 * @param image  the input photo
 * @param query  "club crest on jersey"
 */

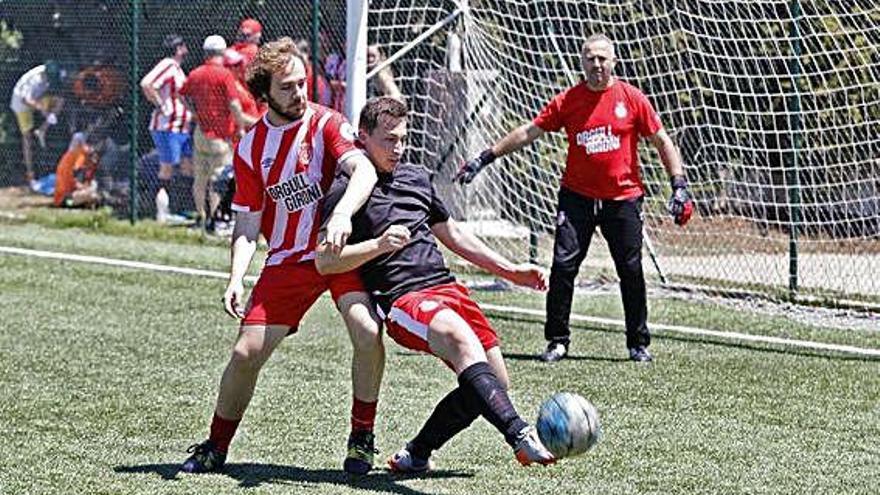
xmin=614 ymin=101 xmax=628 ymax=119
xmin=266 ymin=171 xmax=324 ymax=212
xmin=261 ymin=157 xmax=274 ymax=169
xmin=298 ymin=144 xmax=311 ymax=166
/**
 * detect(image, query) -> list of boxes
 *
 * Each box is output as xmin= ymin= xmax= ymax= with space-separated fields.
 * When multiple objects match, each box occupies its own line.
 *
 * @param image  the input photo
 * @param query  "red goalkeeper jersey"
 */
xmin=533 ymin=80 xmax=663 ymax=200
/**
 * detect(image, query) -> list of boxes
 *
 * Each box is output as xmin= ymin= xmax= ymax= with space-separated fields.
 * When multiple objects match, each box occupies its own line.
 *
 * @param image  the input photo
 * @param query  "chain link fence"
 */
xmin=2 ymin=1 xmax=879 ymax=308
xmin=0 ymin=0 xmax=346 ymax=222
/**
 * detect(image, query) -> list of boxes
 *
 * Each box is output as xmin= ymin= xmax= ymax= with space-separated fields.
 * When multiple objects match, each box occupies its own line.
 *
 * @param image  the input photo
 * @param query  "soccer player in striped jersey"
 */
xmin=140 ymin=34 xmax=192 ymax=220
xmin=182 ymin=37 xmax=384 ymax=476
xmin=316 ymin=96 xmax=556 ymax=472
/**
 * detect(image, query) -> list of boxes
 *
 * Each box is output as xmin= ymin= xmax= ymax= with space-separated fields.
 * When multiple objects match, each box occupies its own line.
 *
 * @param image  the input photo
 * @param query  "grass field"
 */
xmin=0 ymin=223 xmax=878 ymax=494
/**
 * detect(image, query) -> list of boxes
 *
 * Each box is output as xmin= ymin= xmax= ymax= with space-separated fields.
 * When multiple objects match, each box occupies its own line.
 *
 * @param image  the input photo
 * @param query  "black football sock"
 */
xmin=174 ymin=175 xmax=195 ymax=212
xmin=458 ymin=361 xmax=529 ymax=447
xmin=409 ymin=386 xmax=481 ymax=459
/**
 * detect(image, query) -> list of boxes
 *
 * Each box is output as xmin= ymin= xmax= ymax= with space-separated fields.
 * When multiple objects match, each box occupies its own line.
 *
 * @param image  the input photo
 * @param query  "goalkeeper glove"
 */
xmin=455 ymin=149 xmax=496 ymax=185
xmin=667 ymin=174 xmax=694 ymax=226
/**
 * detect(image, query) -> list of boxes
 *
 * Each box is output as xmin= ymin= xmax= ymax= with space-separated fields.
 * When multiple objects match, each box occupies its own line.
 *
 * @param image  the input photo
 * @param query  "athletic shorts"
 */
xmin=14 ymin=110 xmax=35 ymax=134
xmin=193 ymin=126 xmax=232 ymax=182
xmin=242 ymin=261 xmax=365 ymax=331
xmin=383 ymin=282 xmax=499 ymax=357
xmin=150 ymin=130 xmax=191 ymax=165
xmin=14 ymin=96 xmax=58 ymax=133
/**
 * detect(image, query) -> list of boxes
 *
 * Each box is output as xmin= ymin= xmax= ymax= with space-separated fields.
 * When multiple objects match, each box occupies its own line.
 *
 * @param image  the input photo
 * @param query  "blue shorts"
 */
xmin=150 ymin=131 xmax=192 ymax=165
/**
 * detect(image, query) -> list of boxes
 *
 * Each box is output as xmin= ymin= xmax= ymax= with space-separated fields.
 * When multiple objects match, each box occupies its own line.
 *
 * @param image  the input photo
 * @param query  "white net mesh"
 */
xmin=368 ymin=0 xmax=880 ymax=306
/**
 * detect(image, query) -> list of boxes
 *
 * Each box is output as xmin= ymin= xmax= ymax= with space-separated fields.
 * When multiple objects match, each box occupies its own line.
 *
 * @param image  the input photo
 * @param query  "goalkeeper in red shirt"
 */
xmin=458 ymin=34 xmax=693 ymax=363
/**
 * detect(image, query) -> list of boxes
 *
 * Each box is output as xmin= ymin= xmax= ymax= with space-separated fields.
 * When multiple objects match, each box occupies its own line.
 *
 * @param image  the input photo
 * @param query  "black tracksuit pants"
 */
xmin=544 ymin=187 xmax=650 ymax=349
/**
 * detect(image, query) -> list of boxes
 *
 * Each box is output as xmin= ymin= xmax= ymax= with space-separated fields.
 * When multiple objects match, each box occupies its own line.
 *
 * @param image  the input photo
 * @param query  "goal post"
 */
xmin=345 ymin=0 xmax=367 ymax=124
xmin=364 ymin=0 xmax=880 ymax=307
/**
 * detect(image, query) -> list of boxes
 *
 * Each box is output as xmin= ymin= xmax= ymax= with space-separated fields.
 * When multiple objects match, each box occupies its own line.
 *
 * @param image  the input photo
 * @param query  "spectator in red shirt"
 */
xmin=182 ymin=35 xmax=258 ymax=228
xmin=231 ymin=18 xmax=262 ymax=68
xmin=457 ymin=34 xmax=694 ymax=363
xmin=223 ymin=48 xmax=262 ymax=138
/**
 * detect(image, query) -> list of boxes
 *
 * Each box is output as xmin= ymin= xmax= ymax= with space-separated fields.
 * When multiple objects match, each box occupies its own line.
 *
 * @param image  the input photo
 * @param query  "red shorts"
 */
xmin=242 ymin=261 xmax=364 ymax=331
xmin=383 ymin=282 xmax=499 ymax=358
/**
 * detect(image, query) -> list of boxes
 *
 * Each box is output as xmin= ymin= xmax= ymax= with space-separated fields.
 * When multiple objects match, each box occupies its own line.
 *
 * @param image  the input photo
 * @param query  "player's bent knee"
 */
xmin=337 ymin=292 xmax=383 ymax=349
xmin=349 ymin=323 xmax=383 ymax=353
xmin=229 ymin=325 xmax=286 ymax=370
xmin=229 ymin=345 xmax=267 ymax=371
xmin=428 ymin=319 xmax=486 ymax=368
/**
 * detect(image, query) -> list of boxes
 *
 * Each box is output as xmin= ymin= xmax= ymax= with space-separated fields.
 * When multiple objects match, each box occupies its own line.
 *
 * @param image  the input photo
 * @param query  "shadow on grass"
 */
xmin=114 ymin=462 xmax=471 ymax=494
xmin=490 ymin=312 xmax=879 ymax=363
xmin=502 ymin=352 xmax=629 ymax=363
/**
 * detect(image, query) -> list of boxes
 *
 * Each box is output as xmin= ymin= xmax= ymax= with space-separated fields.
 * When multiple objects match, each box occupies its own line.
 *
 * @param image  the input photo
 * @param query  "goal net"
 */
xmin=368 ymin=0 xmax=880 ymax=306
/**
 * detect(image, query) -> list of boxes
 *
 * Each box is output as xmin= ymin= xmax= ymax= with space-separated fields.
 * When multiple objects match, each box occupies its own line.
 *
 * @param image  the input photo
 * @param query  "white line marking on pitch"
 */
xmin=2 ymin=245 xmax=878 ymax=358
xmin=0 ymin=245 xmax=258 ymax=284
xmin=480 ymin=303 xmax=880 ymax=358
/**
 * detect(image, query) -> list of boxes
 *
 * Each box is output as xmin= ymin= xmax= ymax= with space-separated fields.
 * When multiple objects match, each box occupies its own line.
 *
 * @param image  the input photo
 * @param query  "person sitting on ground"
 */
xmin=53 ymin=132 xmax=100 ymax=208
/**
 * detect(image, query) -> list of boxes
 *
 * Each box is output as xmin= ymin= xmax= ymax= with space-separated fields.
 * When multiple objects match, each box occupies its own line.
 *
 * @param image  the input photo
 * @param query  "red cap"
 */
xmin=239 ymin=18 xmax=262 ymax=36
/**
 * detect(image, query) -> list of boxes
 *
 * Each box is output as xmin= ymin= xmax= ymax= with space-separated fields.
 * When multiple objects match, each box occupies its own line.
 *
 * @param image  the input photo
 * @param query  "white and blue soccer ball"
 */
xmin=536 ymin=392 xmax=602 ymax=459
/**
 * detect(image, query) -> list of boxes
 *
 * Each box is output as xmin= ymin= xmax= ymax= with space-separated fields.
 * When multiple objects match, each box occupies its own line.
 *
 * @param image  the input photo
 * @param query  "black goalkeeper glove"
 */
xmin=455 ymin=149 xmax=496 ymax=185
xmin=667 ymin=174 xmax=694 ymax=226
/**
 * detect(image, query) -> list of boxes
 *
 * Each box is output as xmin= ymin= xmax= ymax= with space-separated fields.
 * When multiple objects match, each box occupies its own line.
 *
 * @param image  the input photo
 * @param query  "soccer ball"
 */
xmin=536 ymin=392 xmax=602 ymax=459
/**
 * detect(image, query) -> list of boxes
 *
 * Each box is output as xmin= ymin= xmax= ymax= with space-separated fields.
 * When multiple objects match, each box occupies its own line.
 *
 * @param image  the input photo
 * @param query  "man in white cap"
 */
xmin=181 ymin=35 xmax=257 ymax=230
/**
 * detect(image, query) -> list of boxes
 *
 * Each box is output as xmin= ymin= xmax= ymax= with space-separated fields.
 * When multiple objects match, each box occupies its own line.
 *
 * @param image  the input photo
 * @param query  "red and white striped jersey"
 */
xmin=232 ymin=103 xmax=363 ymax=267
xmin=140 ymin=57 xmax=191 ymax=133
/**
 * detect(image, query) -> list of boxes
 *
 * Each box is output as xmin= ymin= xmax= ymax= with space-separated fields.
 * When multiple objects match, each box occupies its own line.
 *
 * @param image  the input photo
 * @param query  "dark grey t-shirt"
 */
xmin=322 ymin=163 xmax=456 ymax=312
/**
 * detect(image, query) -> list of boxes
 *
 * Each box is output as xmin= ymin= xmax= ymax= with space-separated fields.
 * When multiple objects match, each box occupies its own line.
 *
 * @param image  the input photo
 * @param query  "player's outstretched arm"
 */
xmin=431 ymin=219 xmax=547 ymax=290
xmin=456 ymin=122 xmax=545 ymax=185
xmin=316 ymin=225 xmax=410 ymax=275
xmin=326 ymin=153 xmax=379 ymax=253
xmin=224 ymin=210 xmax=261 ymax=319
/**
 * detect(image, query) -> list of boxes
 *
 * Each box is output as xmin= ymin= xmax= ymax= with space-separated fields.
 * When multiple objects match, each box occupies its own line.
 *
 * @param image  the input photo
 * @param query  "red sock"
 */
xmin=209 ymin=412 xmax=241 ymax=453
xmin=351 ymin=397 xmax=377 ymax=433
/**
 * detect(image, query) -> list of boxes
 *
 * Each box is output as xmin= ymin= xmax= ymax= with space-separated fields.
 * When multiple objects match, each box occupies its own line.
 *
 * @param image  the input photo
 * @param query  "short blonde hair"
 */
xmin=581 ymin=34 xmax=616 ymax=57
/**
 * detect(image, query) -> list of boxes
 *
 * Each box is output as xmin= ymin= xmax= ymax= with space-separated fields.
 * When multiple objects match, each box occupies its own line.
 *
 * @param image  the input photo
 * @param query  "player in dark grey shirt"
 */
xmin=317 ymin=96 xmax=556 ymax=471
xmin=321 ymin=160 xmax=455 ymax=313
